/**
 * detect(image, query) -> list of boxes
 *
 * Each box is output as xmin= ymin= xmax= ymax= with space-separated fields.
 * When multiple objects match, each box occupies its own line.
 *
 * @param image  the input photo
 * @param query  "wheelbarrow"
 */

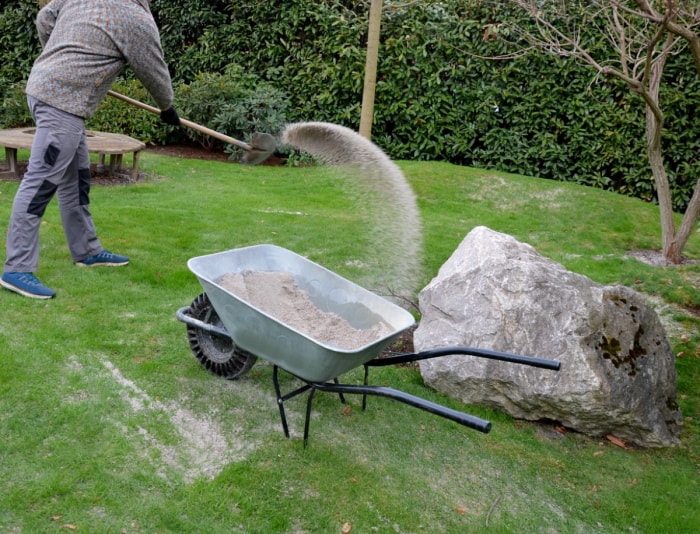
xmin=176 ymin=244 xmax=560 ymax=446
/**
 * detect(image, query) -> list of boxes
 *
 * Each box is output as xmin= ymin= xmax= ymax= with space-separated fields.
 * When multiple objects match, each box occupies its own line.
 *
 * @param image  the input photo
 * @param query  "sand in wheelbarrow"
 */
xmin=218 ymin=270 xmax=393 ymax=350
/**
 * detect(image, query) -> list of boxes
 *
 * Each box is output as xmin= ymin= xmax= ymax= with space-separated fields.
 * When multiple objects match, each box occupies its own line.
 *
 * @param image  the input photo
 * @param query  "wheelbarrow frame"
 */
xmin=177 ymin=301 xmax=560 ymax=446
xmin=176 ymin=244 xmax=560 ymax=446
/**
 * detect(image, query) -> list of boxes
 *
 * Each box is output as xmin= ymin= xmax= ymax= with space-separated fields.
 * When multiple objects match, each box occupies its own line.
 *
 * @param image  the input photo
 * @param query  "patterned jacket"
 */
xmin=25 ymin=0 xmax=174 ymax=119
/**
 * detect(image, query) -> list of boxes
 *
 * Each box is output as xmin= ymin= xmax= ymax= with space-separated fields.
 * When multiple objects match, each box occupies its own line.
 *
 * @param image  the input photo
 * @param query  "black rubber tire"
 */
xmin=186 ymin=292 xmax=257 ymax=379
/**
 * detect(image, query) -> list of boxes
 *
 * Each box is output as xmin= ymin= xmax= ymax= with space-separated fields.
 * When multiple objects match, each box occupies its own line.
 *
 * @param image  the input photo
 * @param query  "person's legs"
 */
xmin=50 ymin=116 xmax=128 ymax=267
xmin=3 ymin=98 xmax=84 ymax=298
xmin=54 ymin=118 xmax=128 ymax=268
xmin=5 ymin=98 xmax=86 ymax=272
xmin=56 ymin=132 xmax=103 ymax=262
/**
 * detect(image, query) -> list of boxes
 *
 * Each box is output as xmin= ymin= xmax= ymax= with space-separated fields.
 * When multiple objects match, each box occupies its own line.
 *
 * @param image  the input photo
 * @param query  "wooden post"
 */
xmin=359 ymin=0 xmax=383 ymax=140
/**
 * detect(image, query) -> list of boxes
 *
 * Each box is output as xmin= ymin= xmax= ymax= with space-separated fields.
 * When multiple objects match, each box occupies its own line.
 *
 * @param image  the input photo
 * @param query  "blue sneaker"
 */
xmin=76 ymin=250 xmax=129 ymax=267
xmin=1 ymin=272 xmax=56 ymax=299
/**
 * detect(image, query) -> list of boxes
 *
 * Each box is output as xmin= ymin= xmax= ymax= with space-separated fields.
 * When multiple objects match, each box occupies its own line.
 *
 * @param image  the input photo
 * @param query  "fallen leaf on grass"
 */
xmin=341 ymin=522 xmax=352 ymax=533
xmin=341 ymin=405 xmax=352 ymax=416
xmin=61 ymin=525 xmax=77 ymax=531
xmin=456 ymin=505 xmax=467 ymax=515
xmin=593 ymin=450 xmax=605 ymax=457
xmin=606 ymin=434 xmax=632 ymax=449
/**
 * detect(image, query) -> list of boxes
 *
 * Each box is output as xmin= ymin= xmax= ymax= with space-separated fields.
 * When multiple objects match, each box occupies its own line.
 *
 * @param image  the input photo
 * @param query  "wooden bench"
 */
xmin=0 ymin=128 xmax=145 ymax=182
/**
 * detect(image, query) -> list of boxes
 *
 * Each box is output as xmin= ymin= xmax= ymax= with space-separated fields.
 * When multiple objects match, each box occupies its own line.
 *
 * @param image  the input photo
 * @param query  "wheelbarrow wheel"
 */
xmin=186 ymin=292 xmax=257 ymax=379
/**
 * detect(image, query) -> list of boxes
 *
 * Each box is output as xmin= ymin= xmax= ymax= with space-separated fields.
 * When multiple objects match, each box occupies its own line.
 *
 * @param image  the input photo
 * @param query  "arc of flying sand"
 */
xmin=282 ymin=122 xmax=423 ymax=302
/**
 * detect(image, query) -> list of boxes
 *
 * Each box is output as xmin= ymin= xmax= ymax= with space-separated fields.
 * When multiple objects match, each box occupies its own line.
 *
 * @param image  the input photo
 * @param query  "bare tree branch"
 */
xmin=504 ymin=0 xmax=700 ymax=263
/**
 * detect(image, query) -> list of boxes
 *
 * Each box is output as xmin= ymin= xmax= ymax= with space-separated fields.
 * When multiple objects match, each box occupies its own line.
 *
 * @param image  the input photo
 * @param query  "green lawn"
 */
xmin=0 ymin=149 xmax=698 ymax=533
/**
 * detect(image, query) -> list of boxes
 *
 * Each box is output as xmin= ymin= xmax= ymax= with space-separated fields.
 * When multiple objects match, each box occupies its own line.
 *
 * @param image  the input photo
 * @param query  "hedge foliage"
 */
xmin=1 ymin=0 xmax=698 ymax=211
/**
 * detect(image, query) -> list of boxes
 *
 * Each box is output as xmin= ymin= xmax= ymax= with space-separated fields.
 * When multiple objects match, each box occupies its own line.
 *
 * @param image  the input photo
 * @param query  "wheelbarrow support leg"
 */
xmin=304 ymin=387 xmax=317 ymax=448
xmin=362 ymin=364 xmax=370 ymax=411
xmin=273 ymin=366 xmax=290 ymax=438
xmin=272 ymin=365 xmax=313 ymax=439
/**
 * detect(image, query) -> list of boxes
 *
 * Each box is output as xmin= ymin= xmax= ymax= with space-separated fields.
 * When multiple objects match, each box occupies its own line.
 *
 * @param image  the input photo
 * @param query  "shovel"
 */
xmin=107 ymin=90 xmax=276 ymax=165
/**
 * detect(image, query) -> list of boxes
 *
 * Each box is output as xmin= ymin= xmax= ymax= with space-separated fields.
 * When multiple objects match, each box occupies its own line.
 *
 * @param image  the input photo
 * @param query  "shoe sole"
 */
xmin=76 ymin=261 xmax=129 ymax=267
xmin=0 ymin=279 xmax=55 ymax=299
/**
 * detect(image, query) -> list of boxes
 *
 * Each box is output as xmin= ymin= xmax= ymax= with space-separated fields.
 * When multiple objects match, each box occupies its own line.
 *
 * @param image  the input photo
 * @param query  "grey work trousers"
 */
xmin=4 ymin=97 xmax=102 ymax=272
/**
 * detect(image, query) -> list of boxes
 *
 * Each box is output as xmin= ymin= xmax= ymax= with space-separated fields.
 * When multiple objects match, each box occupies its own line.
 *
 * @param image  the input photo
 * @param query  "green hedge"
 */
xmin=156 ymin=0 xmax=696 ymax=210
xmin=1 ymin=0 xmax=698 ymax=211
xmin=0 ymin=1 xmax=40 ymax=93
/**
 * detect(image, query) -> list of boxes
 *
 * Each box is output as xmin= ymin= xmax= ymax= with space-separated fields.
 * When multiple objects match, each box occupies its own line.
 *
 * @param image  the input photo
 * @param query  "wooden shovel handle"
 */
xmin=107 ymin=90 xmax=252 ymax=151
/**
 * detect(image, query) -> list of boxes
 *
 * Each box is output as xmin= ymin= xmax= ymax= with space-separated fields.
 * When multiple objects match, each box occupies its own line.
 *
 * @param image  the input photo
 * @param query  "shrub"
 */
xmin=174 ymin=64 xmax=289 ymax=154
xmin=0 ymin=83 xmax=32 ymax=128
xmin=0 ymin=1 xmax=41 ymax=103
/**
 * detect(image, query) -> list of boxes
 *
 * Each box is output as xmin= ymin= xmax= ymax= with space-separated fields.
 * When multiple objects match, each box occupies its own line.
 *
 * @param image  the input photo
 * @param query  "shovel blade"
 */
xmin=242 ymin=133 xmax=276 ymax=165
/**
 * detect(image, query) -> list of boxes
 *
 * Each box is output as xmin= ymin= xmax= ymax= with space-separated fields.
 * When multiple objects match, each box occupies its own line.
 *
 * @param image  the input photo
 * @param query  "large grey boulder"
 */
xmin=415 ymin=226 xmax=682 ymax=448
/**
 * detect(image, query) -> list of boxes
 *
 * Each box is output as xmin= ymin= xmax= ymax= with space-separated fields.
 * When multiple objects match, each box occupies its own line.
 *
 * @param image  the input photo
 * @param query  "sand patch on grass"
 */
xmin=65 ymin=354 xmax=268 ymax=483
xmin=100 ymin=358 xmax=254 ymax=483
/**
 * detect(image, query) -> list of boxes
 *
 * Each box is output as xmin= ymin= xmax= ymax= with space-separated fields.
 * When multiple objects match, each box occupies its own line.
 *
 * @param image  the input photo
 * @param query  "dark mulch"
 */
xmin=145 ymin=143 xmax=233 ymax=162
xmin=145 ymin=144 xmax=286 ymax=167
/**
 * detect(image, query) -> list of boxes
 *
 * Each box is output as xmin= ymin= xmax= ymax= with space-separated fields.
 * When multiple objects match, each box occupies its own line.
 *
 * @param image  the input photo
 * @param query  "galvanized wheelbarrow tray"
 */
xmin=176 ymin=244 xmax=560 ymax=445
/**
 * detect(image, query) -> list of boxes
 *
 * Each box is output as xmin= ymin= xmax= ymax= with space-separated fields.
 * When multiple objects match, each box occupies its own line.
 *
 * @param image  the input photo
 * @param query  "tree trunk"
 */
xmin=645 ymin=106 xmax=680 ymax=263
xmin=643 ymin=45 xmax=684 ymax=265
xmin=675 ymin=175 xmax=700 ymax=251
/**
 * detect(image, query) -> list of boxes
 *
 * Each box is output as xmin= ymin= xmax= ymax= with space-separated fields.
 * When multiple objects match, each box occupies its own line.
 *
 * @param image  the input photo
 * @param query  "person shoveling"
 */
xmin=1 ymin=0 xmax=275 ymax=300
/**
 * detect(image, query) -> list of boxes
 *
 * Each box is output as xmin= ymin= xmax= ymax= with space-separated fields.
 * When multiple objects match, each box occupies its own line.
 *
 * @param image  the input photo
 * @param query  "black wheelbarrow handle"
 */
xmin=176 ymin=306 xmax=231 ymax=339
xmin=312 ymin=382 xmax=492 ymax=433
xmin=367 ymin=346 xmax=561 ymax=371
